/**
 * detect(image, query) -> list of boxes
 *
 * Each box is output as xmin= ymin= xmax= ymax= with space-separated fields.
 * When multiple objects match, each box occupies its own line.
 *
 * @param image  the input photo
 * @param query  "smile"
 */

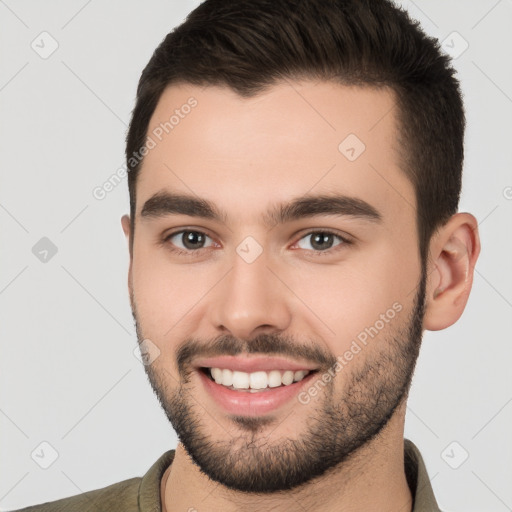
xmin=204 ymin=367 xmax=312 ymax=392
xmin=193 ymin=356 xmax=320 ymax=416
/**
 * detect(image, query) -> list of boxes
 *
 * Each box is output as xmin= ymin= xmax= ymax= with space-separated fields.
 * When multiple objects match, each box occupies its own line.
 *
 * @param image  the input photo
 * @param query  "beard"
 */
xmin=131 ymin=269 xmax=426 ymax=494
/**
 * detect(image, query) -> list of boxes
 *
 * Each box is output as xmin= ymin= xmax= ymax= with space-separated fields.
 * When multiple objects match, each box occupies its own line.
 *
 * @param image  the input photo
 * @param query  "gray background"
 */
xmin=0 ymin=1 xmax=511 ymax=510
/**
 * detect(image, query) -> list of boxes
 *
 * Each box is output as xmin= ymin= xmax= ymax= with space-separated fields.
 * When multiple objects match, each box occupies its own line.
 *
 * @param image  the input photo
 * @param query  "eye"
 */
xmin=164 ymin=230 xmax=216 ymax=254
xmin=293 ymin=230 xmax=350 ymax=254
xmin=162 ymin=228 xmax=351 ymax=257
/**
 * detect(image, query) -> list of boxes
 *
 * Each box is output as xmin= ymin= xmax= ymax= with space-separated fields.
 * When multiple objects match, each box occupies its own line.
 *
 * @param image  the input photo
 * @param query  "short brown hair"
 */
xmin=126 ymin=0 xmax=465 ymax=262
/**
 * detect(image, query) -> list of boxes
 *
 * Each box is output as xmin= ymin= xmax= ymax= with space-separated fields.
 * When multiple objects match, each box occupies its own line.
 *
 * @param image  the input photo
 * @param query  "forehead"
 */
xmin=135 ymin=80 xmax=415 ymax=226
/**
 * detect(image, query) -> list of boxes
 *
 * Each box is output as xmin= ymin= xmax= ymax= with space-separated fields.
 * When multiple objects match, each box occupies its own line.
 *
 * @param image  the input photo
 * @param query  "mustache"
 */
xmin=176 ymin=332 xmax=337 ymax=372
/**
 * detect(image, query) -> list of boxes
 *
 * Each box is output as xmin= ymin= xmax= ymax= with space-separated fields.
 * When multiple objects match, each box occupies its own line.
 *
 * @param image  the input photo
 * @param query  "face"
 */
xmin=126 ymin=80 xmax=426 ymax=493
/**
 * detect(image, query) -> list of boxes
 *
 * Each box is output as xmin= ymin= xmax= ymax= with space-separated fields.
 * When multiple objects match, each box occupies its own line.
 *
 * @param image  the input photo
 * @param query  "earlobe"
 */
xmin=423 ymin=213 xmax=481 ymax=331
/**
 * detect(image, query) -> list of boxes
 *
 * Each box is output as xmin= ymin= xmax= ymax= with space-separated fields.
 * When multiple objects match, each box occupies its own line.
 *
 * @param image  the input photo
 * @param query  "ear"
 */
xmin=423 ymin=213 xmax=481 ymax=331
xmin=121 ymin=214 xmax=133 ymax=293
xmin=121 ymin=214 xmax=130 ymax=239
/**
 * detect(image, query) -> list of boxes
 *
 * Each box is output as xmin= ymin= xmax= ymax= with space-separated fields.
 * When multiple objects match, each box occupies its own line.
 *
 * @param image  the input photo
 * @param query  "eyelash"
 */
xmin=162 ymin=228 xmax=352 ymax=258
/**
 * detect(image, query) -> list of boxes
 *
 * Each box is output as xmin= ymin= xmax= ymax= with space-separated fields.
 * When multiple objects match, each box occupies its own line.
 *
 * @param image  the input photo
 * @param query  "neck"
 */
xmin=161 ymin=404 xmax=412 ymax=512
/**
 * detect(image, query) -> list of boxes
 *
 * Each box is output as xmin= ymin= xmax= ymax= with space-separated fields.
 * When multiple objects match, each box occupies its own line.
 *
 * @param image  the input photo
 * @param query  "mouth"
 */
xmin=200 ymin=367 xmax=315 ymax=392
xmin=193 ymin=356 xmax=320 ymax=416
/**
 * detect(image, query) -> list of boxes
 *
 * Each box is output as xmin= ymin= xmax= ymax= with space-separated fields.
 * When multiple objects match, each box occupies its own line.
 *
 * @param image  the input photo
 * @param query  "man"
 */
xmin=12 ymin=0 xmax=480 ymax=510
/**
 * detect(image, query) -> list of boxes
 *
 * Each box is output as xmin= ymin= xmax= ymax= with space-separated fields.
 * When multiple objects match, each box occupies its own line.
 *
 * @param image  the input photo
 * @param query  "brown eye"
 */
xmin=165 ymin=230 xmax=214 ymax=252
xmin=296 ymin=231 xmax=347 ymax=252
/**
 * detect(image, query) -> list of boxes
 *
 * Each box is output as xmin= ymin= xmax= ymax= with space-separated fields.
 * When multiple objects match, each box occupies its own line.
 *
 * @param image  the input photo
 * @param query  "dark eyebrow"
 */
xmin=140 ymin=191 xmax=382 ymax=227
xmin=141 ymin=192 xmax=228 ymax=223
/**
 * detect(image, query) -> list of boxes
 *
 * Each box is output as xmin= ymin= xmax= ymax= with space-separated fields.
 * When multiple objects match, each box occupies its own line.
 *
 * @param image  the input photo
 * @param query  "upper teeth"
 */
xmin=209 ymin=368 xmax=310 ymax=390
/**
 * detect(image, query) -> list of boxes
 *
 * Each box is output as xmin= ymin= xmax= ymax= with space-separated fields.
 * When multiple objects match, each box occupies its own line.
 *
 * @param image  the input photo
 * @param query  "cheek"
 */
xmin=131 ymin=243 xmax=184 ymax=333
xmin=288 ymin=247 xmax=419 ymax=352
xmin=131 ymin=242 xmax=220 ymax=341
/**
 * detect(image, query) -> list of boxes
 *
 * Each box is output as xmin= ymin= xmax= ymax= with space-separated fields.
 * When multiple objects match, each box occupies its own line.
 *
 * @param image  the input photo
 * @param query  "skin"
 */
xmin=121 ymin=80 xmax=480 ymax=512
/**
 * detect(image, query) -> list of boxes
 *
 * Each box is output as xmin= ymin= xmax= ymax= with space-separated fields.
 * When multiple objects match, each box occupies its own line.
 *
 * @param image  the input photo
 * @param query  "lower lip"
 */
xmin=198 ymin=370 xmax=316 ymax=416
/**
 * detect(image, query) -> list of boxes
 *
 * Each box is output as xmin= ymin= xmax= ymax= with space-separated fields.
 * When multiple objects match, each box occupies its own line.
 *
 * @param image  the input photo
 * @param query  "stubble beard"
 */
xmin=132 ymin=271 xmax=426 ymax=493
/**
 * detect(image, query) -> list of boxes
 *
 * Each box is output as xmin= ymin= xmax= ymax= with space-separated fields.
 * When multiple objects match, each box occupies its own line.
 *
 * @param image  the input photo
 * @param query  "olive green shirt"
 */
xmin=11 ymin=439 xmax=441 ymax=511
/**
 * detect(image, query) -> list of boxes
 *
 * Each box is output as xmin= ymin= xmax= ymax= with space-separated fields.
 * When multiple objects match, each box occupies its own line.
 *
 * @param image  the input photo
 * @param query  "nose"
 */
xmin=208 ymin=249 xmax=293 ymax=341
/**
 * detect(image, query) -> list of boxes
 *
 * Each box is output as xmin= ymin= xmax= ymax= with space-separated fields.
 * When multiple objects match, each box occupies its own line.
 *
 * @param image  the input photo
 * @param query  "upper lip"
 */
xmin=194 ymin=355 xmax=319 ymax=373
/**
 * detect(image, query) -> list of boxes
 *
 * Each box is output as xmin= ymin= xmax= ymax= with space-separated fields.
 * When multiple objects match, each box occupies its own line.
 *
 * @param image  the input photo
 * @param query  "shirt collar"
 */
xmin=405 ymin=438 xmax=441 ymax=511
